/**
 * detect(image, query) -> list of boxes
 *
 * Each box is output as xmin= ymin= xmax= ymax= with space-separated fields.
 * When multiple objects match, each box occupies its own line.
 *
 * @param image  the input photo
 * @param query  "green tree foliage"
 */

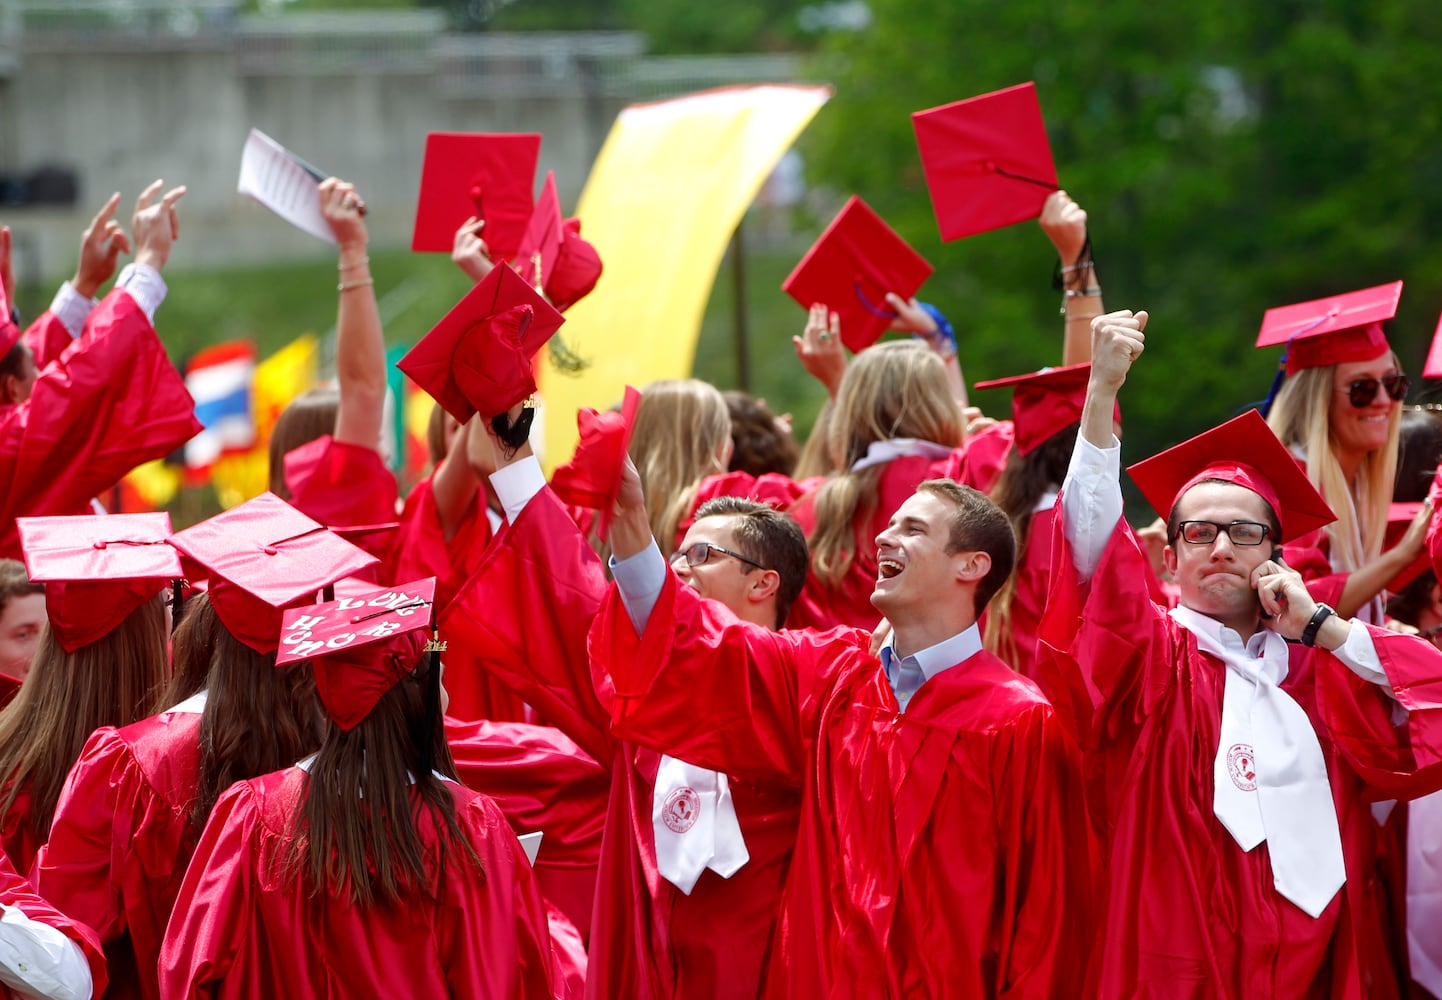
xmin=805 ymin=0 xmax=1442 ymax=462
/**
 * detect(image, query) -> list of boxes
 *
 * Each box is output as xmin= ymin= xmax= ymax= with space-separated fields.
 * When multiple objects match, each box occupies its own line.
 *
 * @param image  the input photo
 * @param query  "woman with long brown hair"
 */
xmin=36 ymin=496 xmax=375 ymax=1000
xmin=0 ymin=513 xmax=176 ymax=873
xmin=161 ymin=589 xmax=560 ymax=998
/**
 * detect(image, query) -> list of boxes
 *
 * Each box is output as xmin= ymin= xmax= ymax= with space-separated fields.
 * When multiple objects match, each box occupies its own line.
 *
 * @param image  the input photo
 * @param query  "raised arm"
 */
xmin=886 ymin=293 xmax=966 ymax=409
xmin=1040 ymin=191 xmax=1103 ymax=366
xmin=321 ymin=179 xmax=386 ymax=451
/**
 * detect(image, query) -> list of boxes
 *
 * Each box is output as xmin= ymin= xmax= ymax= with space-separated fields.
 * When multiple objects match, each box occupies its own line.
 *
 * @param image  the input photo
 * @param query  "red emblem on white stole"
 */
xmin=1227 ymin=743 xmax=1258 ymax=792
xmin=661 ymin=787 xmax=700 ymax=833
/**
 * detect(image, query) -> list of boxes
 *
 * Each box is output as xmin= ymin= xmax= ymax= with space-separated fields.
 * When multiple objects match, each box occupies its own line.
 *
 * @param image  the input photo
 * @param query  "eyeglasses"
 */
xmin=1338 ymin=373 xmax=1409 ymax=409
xmin=669 ymin=542 xmax=767 ymax=572
xmin=1175 ymin=520 xmax=1271 ymax=546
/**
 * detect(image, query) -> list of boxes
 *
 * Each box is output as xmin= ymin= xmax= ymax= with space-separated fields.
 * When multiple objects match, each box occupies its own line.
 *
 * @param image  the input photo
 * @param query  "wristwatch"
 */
xmin=1300 ymin=603 xmax=1336 ymax=647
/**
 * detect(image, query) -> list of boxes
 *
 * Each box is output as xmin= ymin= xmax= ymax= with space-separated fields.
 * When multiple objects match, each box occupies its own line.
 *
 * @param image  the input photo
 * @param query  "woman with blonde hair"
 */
xmin=787 ymin=339 xmax=971 ymax=630
xmin=627 ymin=378 xmax=733 ymax=552
xmin=1263 ymin=296 xmax=1430 ymax=621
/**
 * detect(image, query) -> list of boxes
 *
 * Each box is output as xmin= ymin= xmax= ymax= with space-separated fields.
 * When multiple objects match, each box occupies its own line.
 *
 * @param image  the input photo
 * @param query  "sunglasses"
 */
xmin=1338 ymin=373 xmax=1409 ymax=409
xmin=669 ymin=542 xmax=767 ymax=572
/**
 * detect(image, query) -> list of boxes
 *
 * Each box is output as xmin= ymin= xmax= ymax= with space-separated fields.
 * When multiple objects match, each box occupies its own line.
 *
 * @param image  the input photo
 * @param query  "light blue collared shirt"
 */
xmin=878 ymin=623 xmax=984 ymax=712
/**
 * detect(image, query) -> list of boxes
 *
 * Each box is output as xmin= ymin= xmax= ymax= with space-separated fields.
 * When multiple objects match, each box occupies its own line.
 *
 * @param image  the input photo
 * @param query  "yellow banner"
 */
xmin=539 ymin=84 xmax=830 ymax=468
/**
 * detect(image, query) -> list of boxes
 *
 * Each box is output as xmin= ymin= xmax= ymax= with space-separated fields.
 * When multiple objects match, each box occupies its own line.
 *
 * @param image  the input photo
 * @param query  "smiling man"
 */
xmin=595 ymin=450 xmax=1092 ymax=996
xmin=1042 ymin=308 xmax=1442 ymax=997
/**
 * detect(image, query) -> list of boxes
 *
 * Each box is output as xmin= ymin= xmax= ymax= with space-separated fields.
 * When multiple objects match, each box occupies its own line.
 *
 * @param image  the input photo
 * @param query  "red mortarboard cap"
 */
xmin=277 ymin=578 xmax=436 ymax=731
xmin=549 ymin=218 xmax=603 ymax=312
xmin=411 ymin=132 xmax=541 ymax=261
xmin=911 ymin=81 xmax=1059 ymax=242
xmin=781 ymin=195 xmax=934 ymax=353
xmin=1255 ymin=281 xmax=1401 ymax=375
xmin=398 ymin=262 xmax=564 ymax=423
xmin=18 ymin=513 xmax=182 ymax=652
xmin=1125 ymin=409 xmax=1336 ymax=543
xmin=168 ymin=493 xmax=380 ymax=654
xmin=1424 ymin=310 xmax=1442 ymax=379
xmin=973 ymin=363 xmax=1098 ymax=455
xmin=515 ymin=171 xmax=564 ymax=294
xmin=511 ymin=173 xmax=603 ymax=312
xmin=550 ymin=386 xmax=641 ymax=541
xmin=1384 ymin=502 xmax=1431 ymax=593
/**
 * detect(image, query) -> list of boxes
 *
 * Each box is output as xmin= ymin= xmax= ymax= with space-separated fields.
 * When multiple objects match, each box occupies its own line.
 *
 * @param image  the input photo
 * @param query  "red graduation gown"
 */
xmin=0 ymin=782 xmax=40 ymax=877
xmin=0 ymin=289 xmax=200 ymax=557
xmin=590 ymin=572 xmax=1092 ymax=999
xmin=0 ymin=848 xmax=107 ymax=999
xmin=36 ymin=710 xmax=203 ymax=1000
xmin=158 ymin=768 xmax=560 ymax=1000
xmin=786 ymin=426 xmax=1014 ymax=632
xmin=21 ymin=310 xmax=72 ymax=369
xmin=444 ymin=717 xmax=608 ymax=942
xmin=443 ymin=487 xmax=802 ymax=999
xmin=393 ymin=470 xmax=530 ymax=724
xmin=1037 ymin=503 xmax=1442 ymax=999
xmin=281 ymin=434 xmax=399 ymax=564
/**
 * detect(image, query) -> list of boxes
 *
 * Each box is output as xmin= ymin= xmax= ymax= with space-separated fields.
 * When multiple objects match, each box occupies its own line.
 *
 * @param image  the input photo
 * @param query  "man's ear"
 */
xmin=749 ymin=568 xmax=781 ymax=606
xmin=955 ymin=551 xmax=992 ymax=585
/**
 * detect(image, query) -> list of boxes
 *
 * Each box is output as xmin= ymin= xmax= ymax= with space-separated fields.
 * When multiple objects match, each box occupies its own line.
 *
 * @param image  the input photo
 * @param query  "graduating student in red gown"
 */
xmin=443 ymin=405 xmax=811 ymax=999
xmin=0 ymin=513 xmax=179 ymax=875
xmin=159 ymin=591 xmax=561 ymax=999
xmin=588 ymin=447 xmax=1091 ymax=996
xmin=0 ymin=848 xmax=107 ymax=1000
xmin=1040 ymin=309 xmax=1442 ymax=998
xmin=0 ymin=183 xmax=199 ymax=559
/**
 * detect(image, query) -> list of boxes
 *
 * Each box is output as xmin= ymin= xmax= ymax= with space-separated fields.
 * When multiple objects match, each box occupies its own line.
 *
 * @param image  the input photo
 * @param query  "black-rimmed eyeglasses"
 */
xmin=669 ymin=542 xmax=767 ymax=571
xmin=1339 ymin=374 xmax=1409 ymax=409
xmin=1175 ymin=520 xmax=1271 ymax=546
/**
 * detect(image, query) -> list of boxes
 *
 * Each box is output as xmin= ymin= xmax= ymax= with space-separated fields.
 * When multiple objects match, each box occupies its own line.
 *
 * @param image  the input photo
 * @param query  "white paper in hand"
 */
xmin=237 ymin=128 xmax=335 ymax=243
xmin=517 ymin=831 xmax=543 ymax=867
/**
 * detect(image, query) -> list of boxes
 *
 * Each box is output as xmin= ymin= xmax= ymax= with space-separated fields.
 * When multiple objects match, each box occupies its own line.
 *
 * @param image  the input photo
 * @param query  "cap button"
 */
xmin=263 ymin=545 xmax=279 ymax=556
xmin=92 ymin=540 xmax=107 ymax=550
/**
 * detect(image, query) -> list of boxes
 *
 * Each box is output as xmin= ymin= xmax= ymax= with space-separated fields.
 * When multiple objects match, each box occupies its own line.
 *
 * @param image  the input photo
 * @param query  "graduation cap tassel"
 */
xmin=417 ymin=638 xmax=442 ymax=780
xmin=1234 ymin=354 xmax=1290 ymax=420
xmin=171 ymin=580 xmax=184 ymax=634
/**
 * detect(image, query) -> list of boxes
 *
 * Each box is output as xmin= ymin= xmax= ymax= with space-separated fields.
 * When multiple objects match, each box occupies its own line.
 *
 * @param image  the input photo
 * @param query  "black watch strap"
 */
xmin=1300 ymin=603 xmax=1335 ymax=647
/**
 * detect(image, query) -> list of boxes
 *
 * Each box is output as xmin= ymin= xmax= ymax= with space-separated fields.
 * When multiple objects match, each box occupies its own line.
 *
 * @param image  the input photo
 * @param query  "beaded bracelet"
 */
xmin=338 ymin=277 xmax=375 ymax=292
xmin=338 ymin=256 xmax=370 ymax=272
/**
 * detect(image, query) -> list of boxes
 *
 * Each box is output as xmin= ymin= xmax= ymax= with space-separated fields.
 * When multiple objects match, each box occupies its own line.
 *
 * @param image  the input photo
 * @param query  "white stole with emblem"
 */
xmin=652 ymin=755 xmax=749 ymax=896
xmin=1171 ymin=606 xmax=1346 ymax=918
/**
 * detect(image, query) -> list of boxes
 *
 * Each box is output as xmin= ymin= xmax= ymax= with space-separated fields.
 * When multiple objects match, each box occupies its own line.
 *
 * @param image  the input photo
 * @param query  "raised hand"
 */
xmin=131 ymin=180 xmax=187 ymax=273
xmin=793 ymin=303 xmax=846 ymax=397
xmin=72 ymin=192 xmax=132 ymax=298
xmin=452 ymin=216 xmax=494 ymax=284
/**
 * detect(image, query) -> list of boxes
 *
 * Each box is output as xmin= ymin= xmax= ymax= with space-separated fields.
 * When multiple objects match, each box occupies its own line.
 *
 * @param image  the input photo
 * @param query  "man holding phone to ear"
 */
xmin=1041 ymin=308 xmax=1442 ymax=998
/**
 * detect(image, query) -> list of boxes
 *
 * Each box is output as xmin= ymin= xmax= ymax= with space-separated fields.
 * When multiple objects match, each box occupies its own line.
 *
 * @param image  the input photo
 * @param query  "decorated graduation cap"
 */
xmin=1126 ymin=409 xmax=1335 ymax=543
xmin=411 ymin=132 xmax=541 ymax=262
xmin=17 ymin=513 xmax=183 ymax=653
xmin=168 ymin=492 xmax=380 ymax=655
xmin=1255 ymin=281 xmax=1402 ymax=376
xmin=972 ymin=363 xmax=1105 ymax=455
xmin=398 ymin=262 xmax=565 ymax=425
xmin=911 ymin=81 xmax=1059 ymax=242
xmin=1383 ymin=502 xmax=1431 ymax=593
xmin=277 ymin=577 xmax=436 ymax=731
xmin=781 ymin=196 xmax=934 ymax=353
xmin=550 ymin=385 xmax=642 ymax=541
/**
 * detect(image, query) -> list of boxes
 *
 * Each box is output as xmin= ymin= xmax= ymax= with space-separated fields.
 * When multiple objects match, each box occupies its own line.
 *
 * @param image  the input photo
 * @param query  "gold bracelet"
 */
xmin=338 ymin=277 xmax=374 ymax=292
xmin=338 ymin=256 xmax=370 ymax=272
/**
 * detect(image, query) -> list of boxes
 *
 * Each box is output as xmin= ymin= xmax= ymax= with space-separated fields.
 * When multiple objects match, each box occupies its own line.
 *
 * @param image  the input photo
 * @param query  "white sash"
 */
xmin=849 ymin=438 xmax=953 ymax=474
xmin=1173 ymin=606 xmax=1346 ymax=918
xmin=652 ymin=755 xmax=749 ymax=896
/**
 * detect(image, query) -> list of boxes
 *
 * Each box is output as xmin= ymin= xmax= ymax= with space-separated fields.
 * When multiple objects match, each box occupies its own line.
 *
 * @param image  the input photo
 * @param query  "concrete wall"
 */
xmin=0 ymin=4 xmax=800 ymax=280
